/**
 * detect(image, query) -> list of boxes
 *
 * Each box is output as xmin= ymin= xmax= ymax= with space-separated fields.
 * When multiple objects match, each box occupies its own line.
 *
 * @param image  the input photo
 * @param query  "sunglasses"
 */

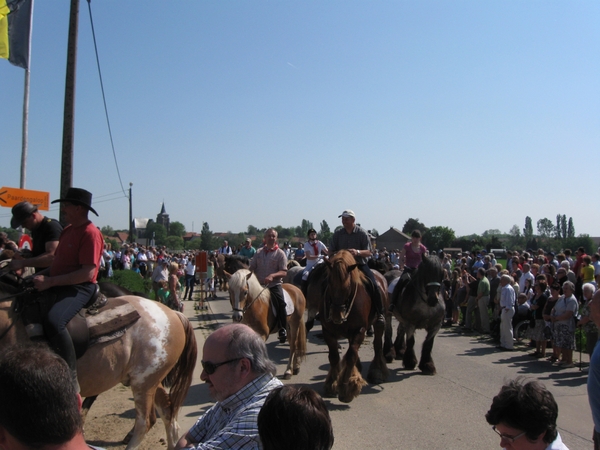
xmin=201 ymin=358 xmax=242 ymax=375
xmin=492 ymin=426 xmax=527 ymax=443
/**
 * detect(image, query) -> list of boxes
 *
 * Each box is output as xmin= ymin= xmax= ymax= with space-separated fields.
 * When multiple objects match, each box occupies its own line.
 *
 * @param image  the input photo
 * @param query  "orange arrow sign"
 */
xmin=0 ymin=187 xmax=50 ymax=211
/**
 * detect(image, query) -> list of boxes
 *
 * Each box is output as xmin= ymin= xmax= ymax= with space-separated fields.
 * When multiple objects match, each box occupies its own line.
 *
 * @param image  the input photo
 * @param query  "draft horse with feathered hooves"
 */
xmin=227 ymin=269 xmax=306 ymax=379
xmin=385 ymin=254 xmax=445 ymax=375
xmin=0 ymin=276 xmax=197 ymax=450
xmin=306 ymin=250 xmax=389 ymax=403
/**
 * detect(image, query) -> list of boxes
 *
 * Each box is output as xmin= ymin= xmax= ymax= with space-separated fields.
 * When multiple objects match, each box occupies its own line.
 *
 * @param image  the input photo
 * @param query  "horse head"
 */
xmin=228 ymin=270 xmax=253 ymax=323
xmin=418 ymin=255 xmax=444 ymax=307
xmin=327 ymin=251 xmax=361 ymax=324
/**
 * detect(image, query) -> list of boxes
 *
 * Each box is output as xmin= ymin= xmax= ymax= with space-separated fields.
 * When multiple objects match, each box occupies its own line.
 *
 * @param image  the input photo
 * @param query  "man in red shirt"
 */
xmin=33 ymin=188 xmax=103 ymax=391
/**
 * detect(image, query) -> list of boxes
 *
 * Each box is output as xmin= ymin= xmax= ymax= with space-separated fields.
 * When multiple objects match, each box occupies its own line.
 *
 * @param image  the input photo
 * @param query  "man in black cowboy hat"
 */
xmin=7 ymin=201 xmax=63 ymax=273
xmin=31 ymin=188 xmax=104 ymax=391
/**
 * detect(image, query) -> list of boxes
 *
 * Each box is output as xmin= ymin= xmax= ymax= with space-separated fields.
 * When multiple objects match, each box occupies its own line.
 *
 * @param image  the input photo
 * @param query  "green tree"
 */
xmin=523 ymin=216 xmax=533 ymax=241
xmin=101 ymin=225 xmax=115 ymax=236
xmin=145 ymin=220 xmax=167 ymax=245
xmin=168 ymin=221 xmax=186 ymax=237
xmin=402 ymin=218 xmax=427 ymax=235
xmin=0 ymin=227 xmax=20 ymax=243
xmin=482 ymin=229 xmax=502 ymax=237
xmin=370 ymin=228 xmax=379 ymax=237
xmin=200 ymin=222 xmax=213 ymax=251
xmin=537 ymin=218 xmax=555 ymax=238
xmin=507 ymin=225 xmax=523 ymax=250
xmin=165 ymin=236 xmax=184 ymax=251
xmin=319 ymin=220 xmax=332 ymax=245
xmin=567 ymin=217 xmax=575 ymax=238
xmin=423 ymin=226 xmax=456 ymax=251
xmin=561 ymin=215 xmax=568 ymax=239
xmin=555 ymin=214 xmax=562 ymax=239
xmin=247 ymin=225 xmax=260 ymax=235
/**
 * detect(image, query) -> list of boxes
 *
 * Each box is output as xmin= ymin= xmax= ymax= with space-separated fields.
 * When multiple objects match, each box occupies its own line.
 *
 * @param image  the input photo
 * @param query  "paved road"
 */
xmin=178 ymin=290 xmax=593 ymax=449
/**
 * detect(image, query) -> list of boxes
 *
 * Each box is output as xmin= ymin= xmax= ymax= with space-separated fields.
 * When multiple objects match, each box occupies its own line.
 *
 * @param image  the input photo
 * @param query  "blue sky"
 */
xmin=1 ymin=1 xmax=599 ymax=237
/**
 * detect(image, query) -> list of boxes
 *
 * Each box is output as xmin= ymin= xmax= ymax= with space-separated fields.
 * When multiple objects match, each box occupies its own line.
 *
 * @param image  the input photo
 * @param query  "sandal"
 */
xmin=547 ymin=356 xmax=558 ymax=363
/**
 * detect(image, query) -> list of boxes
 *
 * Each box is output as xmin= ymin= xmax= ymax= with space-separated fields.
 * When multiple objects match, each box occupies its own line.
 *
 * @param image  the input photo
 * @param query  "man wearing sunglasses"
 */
xmin=175 ymin=324 xmax=283 ymax=449
xmin=485 ymin=378 xmax=568 ymax=449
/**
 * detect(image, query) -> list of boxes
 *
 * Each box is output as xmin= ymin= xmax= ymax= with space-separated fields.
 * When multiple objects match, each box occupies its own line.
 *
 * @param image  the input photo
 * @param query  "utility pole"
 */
xmin=59 ymin=0 xmax=79 ymax=223
xmin=129 ymin=183 xmax=133 ymax=244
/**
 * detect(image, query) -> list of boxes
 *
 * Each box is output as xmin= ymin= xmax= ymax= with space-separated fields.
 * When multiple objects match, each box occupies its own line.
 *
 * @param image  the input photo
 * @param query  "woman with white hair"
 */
xmin=550 ymin=281 xmax=579 ymax=368
xmin=578 ymin=283 xmax=598 ymax=357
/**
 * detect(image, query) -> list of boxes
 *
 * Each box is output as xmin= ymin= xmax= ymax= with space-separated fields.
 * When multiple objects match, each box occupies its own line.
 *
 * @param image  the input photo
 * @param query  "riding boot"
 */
xmin=49 ymin=329 xmax=80 ymax=393
xmin=278 ymin=300 xmax=288 ymax=343
xmin=373 ymin=288 xmax=385 ymax=326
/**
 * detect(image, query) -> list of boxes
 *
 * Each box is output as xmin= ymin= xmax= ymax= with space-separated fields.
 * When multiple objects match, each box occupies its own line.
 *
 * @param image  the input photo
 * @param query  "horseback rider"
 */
xmin=389 ymin=229 xmax=428 ymax=312
xmin=249 ymin=228 xmax=288 ymax=343
xmin=330 ymin=210 xmax=385 ymax=326
xmin=7 ymin=201 xmax=63 ymax=273
xmin=31 ymin=188 xmax=104 ymax=392
xmin=299 ymin=228 xmax=328 ymax=295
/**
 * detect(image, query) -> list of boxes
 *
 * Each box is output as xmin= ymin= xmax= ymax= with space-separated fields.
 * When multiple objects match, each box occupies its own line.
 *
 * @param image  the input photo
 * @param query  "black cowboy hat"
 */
xmin=51 ymin=187 xmax=98 ymax=216
xmin=10 ymin=201 xmax=38 ymax=229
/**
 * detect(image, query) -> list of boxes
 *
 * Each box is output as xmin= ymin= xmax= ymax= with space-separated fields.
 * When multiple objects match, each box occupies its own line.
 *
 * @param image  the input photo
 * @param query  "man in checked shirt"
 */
xmin=175 ymin=324 xmax=282 ymax=449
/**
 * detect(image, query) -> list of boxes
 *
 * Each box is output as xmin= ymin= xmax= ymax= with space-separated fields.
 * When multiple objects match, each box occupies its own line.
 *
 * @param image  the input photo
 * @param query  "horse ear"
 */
xmin=245 ymin=272 xmax=253 ymax=281
xmin=224 ymin=270 xmax=232 ymax=279
xmin=348 ymin=264 xmax=358 ymax=272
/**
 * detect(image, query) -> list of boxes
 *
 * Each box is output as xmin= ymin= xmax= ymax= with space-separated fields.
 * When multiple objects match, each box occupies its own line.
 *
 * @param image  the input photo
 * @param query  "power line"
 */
xmin=85 ymin=0 xmax=127 ymax=198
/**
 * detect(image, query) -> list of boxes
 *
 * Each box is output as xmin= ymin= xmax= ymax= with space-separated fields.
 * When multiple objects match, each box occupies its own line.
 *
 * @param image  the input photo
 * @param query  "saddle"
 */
xmin=20 ymin=285 xmax=140 ymax=359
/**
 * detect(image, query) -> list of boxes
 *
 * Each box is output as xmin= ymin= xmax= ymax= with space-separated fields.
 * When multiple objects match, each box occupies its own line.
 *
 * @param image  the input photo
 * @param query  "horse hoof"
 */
xmin=283 ymin=371 xmax=292 ymax=380
xmin=419 ymin=363 xmax=437 ymax=375
xmin=293 ymin=367 xmax=300 ymax=375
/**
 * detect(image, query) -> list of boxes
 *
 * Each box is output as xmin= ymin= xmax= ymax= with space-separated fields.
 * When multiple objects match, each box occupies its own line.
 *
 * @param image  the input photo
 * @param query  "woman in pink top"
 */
xmin=401 ymin=230 xmax=428 ymax=270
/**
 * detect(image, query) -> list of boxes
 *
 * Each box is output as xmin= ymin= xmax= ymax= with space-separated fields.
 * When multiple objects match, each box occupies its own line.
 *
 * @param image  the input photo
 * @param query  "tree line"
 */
xmin=2 ymin=213 xmax=593 ymax=254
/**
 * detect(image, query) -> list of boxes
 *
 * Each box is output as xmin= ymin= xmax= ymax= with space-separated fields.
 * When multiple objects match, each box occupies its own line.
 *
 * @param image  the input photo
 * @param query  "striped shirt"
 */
xmin=187 ymin=374 xmax=283 ymax=449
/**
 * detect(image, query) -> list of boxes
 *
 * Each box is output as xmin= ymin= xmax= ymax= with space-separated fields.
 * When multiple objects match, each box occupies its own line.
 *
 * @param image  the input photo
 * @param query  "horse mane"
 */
xmin=287 ymin=260 xmax=300 ymax=269
xmin=229 ymin=269 xmax=270 ymax=303
xmin=329 ymin=250 xmax=365 ymax=289
xmin=412 ymin=255 xmax=443 ymax=285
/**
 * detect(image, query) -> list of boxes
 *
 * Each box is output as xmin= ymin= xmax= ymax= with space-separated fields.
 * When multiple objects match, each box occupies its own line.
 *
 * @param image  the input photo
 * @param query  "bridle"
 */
xmin=232 ymin=279 xmax=269 ymax=316
xmin=326 ymin=278 xmax=359 ymax=323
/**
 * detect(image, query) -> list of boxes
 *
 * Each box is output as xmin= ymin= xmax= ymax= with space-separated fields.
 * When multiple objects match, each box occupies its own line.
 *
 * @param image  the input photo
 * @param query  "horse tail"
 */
xmin=163 ymin=312 xmax=198 ymax=419
xmin=295 ymin=302 xmax=307 ymax=362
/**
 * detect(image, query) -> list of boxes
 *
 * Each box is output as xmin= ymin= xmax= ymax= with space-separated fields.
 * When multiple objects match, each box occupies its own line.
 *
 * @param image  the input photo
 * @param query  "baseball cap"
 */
xmin=338 ymin=210 xmax=356 ymax=218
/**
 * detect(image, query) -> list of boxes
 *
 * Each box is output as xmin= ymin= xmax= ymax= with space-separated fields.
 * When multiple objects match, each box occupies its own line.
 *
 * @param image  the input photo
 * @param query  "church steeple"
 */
xmin=156 ymin=202 xmax=170 ymax=232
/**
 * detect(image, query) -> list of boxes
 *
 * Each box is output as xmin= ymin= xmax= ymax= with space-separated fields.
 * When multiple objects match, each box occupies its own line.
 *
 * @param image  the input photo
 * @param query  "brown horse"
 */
xmin=214 ymin=253 xmax=231 ymax=291
xmin=306 ymin=250 xmax=389 ymax=403
xmin=0 ymin=279 xmax=197 ymax=450
xmin=227 ymin=269 xmax=306 ymax=379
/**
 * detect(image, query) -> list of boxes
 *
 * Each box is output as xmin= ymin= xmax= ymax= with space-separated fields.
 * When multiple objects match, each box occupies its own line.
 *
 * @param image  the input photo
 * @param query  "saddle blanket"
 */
xmin=270 ymin=289 xmax=295 ymax=317
xmin=388 ymin=277 xmax=400 ymax=294
xmin=87 ymin=298 xmax=140 ymax=342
